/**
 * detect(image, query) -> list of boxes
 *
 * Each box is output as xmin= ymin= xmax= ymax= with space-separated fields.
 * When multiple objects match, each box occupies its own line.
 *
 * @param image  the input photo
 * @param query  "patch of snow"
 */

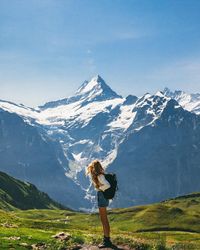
xmin=155 ymin=91 xmax=165 ymax=97
xmin=72 ymin=152 xmax=83 ymax=162
xmin=0 ymin=100 xmax=39 ymax=120
xmin=35 ymin=97 xmax=123 ymax=127
xmin=102 ymin=148 xmax=118 ymax=167
xmin=108 ymin=105 xmax=137 ymax=130
xmin=76 ymin=75 xmax=102 ymax=95
xmin=80 ymin=77 xmax=100 ymax=93
xmin=174 ymin=104 xmax=181 ymax=109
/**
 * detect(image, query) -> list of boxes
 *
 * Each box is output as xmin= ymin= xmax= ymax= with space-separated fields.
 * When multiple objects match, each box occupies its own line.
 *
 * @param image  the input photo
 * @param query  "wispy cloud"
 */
xmin=85 ymin=49 xmax=96 ymax=74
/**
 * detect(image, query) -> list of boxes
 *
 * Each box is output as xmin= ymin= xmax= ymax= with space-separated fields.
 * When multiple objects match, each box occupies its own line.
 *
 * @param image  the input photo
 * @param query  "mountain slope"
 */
xmin=163 ymin=87 xmax=200 ymax=114
xmin=0 ymin=109 xmax=89 ymax=209
xmin=35 ymin=76 xmax=129 ymax=178
xmin=109 ymin=98 xmax=200 ymax=207
xmin=0 ymin=171 xmax=66 ymax=210
xmin=111 ymin=191 xmax=200 ymax=234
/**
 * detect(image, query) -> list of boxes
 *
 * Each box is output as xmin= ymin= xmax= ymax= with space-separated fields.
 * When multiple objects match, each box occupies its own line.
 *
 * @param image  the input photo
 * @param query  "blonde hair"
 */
xmin=86 ymin=159 xmax=104 ymax=188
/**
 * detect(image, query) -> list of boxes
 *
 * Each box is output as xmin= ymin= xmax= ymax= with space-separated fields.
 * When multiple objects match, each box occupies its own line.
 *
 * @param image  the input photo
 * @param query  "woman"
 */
xmin=86 ymin=159 xmax=113 ymax=248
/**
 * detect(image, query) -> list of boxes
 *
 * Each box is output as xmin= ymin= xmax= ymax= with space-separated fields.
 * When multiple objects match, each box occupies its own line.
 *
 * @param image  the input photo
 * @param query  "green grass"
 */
xmin=0 ymin=171 xmax=66 ymax=210
xmin=0 ymin=192 xmax=200 ymax=249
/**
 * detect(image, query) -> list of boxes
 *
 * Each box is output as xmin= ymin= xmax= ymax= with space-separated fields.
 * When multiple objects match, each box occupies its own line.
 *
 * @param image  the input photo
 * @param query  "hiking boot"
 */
xmin=98 ymin=236 xmax=113 ymax=248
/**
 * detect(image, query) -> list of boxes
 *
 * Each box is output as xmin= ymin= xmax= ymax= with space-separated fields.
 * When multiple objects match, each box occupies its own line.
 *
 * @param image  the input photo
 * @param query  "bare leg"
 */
xmin=99 ymin=207 xmax=110 ymax=237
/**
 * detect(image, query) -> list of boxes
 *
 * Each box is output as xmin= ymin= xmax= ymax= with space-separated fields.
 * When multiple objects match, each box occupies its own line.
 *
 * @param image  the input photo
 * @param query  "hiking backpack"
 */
xmin=103 ymin=173 xmax=118 ymax=200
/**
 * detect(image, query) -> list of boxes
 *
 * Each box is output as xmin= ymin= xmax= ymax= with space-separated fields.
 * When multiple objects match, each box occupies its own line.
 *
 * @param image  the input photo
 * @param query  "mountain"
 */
xmin=163 ymin=87 xmax=200 ymax=114
xmin=39 ymin=75 xmax=122 ymax=110
xmin=0 ymin=109 xmax=89 ymax=209
xmin=1 ymin=75 xmax=200 ymax=210
xmin=0 ymin=171 xmax=66 ymax=210
xmin=34 ymin=76 xmax=132 ymax=179
xmin=109 ymin=98 xmax=200 ymax=207
xmin=0 ymin=76 xmax=128 ymax=174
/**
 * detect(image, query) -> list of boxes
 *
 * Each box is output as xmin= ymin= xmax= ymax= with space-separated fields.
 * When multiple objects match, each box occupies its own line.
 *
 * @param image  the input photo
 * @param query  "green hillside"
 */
xmin=0 ymin=171 xmax=66 ymax=210
xmin=110 ymin=192 xmax=200 ymax=233
xmin=0 ymin=191 xmax=200 ymax=249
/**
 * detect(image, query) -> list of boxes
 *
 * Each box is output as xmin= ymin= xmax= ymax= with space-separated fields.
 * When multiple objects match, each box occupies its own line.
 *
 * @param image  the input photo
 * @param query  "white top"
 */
xmin=96 ymin=174 xmax=110 ymax=191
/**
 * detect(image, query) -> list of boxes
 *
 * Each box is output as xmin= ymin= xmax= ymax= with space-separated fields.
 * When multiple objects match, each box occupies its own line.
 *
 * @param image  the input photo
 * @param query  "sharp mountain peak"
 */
xmin=75 ymin=74 xmax=122 ymax=101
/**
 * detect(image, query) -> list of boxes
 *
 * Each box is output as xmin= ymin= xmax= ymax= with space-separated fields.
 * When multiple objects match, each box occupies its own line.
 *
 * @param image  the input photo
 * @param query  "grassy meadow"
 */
xmin=0 ymin=192 xmax=200 ymax=249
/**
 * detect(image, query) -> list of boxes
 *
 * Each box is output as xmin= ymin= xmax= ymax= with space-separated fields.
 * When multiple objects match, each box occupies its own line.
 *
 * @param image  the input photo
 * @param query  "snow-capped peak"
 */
xmin=75 ymin=75 xmax=121 ymax=100
xmin=163 ymin=87 xmax=200 ymax=114
xmin=155 ymin=91 xmax=165 ymax=97
xmin=76 ymin=75 xmax=102 ymax=94
xmin=163 ymin=87 xmax=188 ymax=100
xmin=39 ymin=75 xmax=122 ymax=110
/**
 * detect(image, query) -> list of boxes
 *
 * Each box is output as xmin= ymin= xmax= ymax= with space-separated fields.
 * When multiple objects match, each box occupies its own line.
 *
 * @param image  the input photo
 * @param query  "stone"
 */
xmin=31 ymin=242 xmax=47 ymax=250
xmin=52 ymin=231 xmax=71 ymax=241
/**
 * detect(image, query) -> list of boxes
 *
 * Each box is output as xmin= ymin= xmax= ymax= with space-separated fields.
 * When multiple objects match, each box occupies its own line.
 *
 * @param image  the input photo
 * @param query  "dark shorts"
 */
xmin=97 ymin=191 xmax=109 ymax=208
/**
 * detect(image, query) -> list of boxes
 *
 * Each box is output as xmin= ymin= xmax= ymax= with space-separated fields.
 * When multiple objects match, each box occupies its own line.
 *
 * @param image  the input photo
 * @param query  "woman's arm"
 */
xmin=98 ymin=174 xmax=110 ymax=191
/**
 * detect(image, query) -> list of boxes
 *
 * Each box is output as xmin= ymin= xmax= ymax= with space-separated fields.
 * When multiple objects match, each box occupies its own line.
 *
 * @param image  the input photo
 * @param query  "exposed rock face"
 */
xmin=0 ymin=109 xmax=89 ymax=209
xmin=109 ymin=99 xmax=200 ymax=207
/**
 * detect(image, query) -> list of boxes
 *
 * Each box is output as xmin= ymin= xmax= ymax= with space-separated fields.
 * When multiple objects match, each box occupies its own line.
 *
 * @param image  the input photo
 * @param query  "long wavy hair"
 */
xmin=86 ymin=159 xmax=105 ymax=188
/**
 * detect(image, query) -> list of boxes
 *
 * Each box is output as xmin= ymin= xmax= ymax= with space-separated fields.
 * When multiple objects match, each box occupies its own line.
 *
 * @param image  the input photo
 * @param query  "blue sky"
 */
xmin=1 ymin=0 xmax=200 ymax=107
